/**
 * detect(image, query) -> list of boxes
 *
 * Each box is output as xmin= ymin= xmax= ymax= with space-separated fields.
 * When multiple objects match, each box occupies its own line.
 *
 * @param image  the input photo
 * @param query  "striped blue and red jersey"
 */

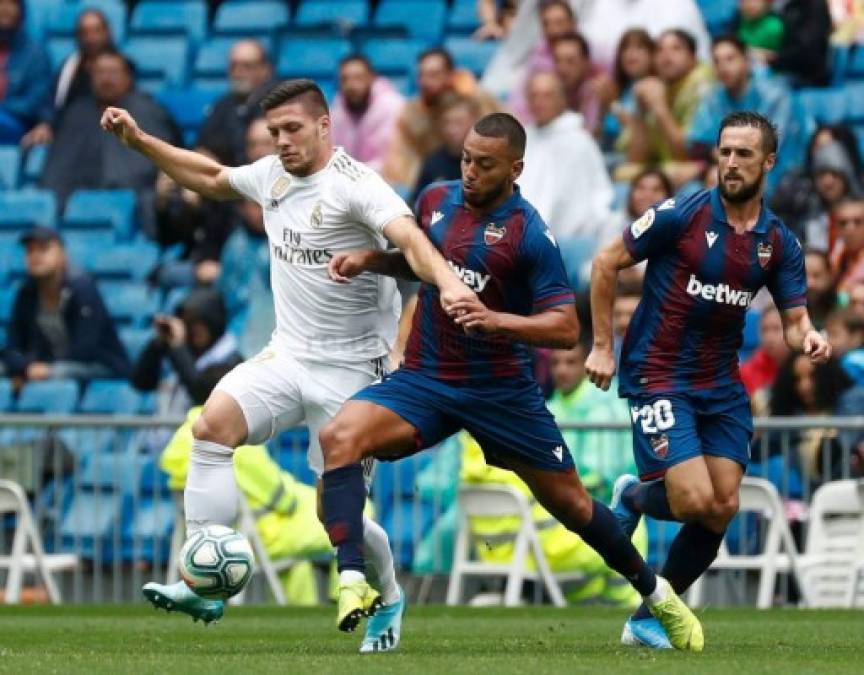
xmin=619 ymin=188 xmax=807 ymax=397
xmin=404 ymin=180 xmax=575 ymax=382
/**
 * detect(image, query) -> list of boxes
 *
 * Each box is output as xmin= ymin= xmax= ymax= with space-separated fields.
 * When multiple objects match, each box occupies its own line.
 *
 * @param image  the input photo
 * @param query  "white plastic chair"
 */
xmin=845 ymin=479 xmax=864 ymax=607
xmin=688 ymin=476 xmax=806 ymax=609
xmin=446 ymin=485 xmax=568 ymax=607
xmin=0 ymin=479 xmax=78 ymax=604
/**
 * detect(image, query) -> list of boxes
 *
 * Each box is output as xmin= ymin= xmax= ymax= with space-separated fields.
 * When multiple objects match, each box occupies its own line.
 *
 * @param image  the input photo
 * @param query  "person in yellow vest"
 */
xmin=161 ymin=400 xmax=333 ymax=605
xmin=461 ymin=434 xmax=647 ymax=607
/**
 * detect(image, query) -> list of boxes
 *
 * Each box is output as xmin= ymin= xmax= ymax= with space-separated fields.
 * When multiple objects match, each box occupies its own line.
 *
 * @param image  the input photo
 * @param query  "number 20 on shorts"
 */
xmin=631 ymin=399 xmax=676 ymax=434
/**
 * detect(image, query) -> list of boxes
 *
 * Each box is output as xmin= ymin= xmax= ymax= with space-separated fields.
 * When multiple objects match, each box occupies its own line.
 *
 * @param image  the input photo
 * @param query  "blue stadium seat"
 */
xmin=443 ymin=36 xmax=497 ymax=76
xmin=845 ymin=44 xmax=864 ymax=80
xmin=0 ymin=378 xmax=12 ymax=412
xmin=213 ymin=1 xmax=291 ymax=36
xmin=0 ymin=238 xmax=25 ymax=280
xmin=124 ymin=36 xmax=190 ymax=89
xmin=0 ymin=189 xmax=57 ymax=230
xmin=22 ymin=145 xmax=49 ymax=186
xmin=193 ymin=36 xmax=275 ymax=79
xmin=156 ymin=88 xmax=222 ymax=143
xmin=60 ymin=490 xmax=128 ymax=561
xmin=124 ymin=492 xmax=174 ymax=562
xmin=89 ymin=242 xmax=159 ymax=281
xmin=374 ymin=0 xmax=446 ymax=42
xmin=277 ymin=37 xmax=351 ymax=79
xmin=796 ymin=88 xmax=847 ymax=125
xmin=696 ymin=0 xmax=736 ymax=37
xmin=447 ymin=0 xmax=481 ymax=34
xmin=130 ymin=1 xmax=208 ymax=45
xmin=119 ymin=327 xmax=153 ymax=363
xmin=63 ymin=189 xmax=136 ymax=241
xmin=45 ymin=0 xmax=127 ymax=44
xmin=843 ymin=83 xmax=864 ymax=124
xmin=739 ymin=308 xmax=762 ymax=361
xmin=16 ymin=380 xmax=79 ymax=414
xmin=0 ymin=146 xmax=19 ymax=190
xmin=362 ymin=37 xmax=427 ymax=76
xmin=63 ymin=230 xmax=116 ymax=273
xmin=99 ymin=282 xmax=160 ymax=327
xmin=0 ymin=284 xmax=19 ymax=328
xmin=295 ymin=0 xmax=369 ymax=28
xmin=46 ymin=35 xmax=75 ymax=72
xmin=80 ymin=380 xmax=142 ymax=415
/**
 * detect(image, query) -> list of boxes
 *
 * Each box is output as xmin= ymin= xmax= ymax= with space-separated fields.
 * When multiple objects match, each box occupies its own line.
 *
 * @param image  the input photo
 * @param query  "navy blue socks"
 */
xmin=576 ymin=499 xmax=658 ymax=596
xmin=322 ymin=464 xmax=366 ymax=572
xmin=623 ymin=479 xmax=675 ymax=521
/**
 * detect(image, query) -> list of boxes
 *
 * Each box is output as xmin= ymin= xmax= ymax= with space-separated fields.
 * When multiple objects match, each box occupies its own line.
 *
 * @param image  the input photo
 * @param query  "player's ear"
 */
xmin=763 ymin=151 xmax=776 ymax=173
xmin=318 ymin=114 xmax=331 ymax=140
xmin=511 ymin=158 xmax=524 ymax=182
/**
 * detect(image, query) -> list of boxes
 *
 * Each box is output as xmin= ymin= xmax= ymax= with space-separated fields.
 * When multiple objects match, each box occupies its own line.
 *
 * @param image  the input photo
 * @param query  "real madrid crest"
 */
xmin=484 ymin=222 xmax=506 ymax=245
xmin=268 ymin=176 xmax=291 ymax=209
xmin=310 ymin=201 xmax=323 ymax=228
xmin=757 ymin=241 xmax=773 ymax=268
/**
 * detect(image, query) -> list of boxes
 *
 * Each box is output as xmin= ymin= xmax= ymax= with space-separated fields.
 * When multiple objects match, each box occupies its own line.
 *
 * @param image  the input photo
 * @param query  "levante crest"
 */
xmin=484 ymin=223 xmax=506 ymax=245
xmin=757 ymin=242 xmax=773 ymax=268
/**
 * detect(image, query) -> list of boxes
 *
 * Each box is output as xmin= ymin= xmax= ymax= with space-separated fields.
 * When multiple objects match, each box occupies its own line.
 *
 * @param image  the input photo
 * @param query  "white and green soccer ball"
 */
xmin=178 ymin=525 xmax=255 ymax=600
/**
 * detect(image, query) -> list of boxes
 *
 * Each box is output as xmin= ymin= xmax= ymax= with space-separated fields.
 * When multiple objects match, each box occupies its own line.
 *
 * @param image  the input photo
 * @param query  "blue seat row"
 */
xmin=0 ymin=378 xmax=153 ymax=414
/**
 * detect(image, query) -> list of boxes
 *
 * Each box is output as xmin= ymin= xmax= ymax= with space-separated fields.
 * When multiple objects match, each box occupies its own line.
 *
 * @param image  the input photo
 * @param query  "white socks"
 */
xmin=363 ymin=516 xmax=400 ymax=605
xmin=184 ymin=439 xmax=238 ymax=535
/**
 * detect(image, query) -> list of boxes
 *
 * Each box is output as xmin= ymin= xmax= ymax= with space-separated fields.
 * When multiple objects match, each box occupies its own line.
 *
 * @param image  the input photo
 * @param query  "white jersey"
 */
xmin=228 ymin=147 xmax=411 ymax=363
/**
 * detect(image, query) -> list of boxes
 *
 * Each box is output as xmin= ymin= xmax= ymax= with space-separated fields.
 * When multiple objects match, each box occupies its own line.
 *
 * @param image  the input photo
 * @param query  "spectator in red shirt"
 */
xmin=740 ymin=306 xmax=788 ymax=400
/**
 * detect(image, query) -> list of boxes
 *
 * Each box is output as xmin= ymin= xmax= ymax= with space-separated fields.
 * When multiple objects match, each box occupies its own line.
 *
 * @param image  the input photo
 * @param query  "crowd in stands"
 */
xmin=3 ymin=0 xmax=864 ymax=596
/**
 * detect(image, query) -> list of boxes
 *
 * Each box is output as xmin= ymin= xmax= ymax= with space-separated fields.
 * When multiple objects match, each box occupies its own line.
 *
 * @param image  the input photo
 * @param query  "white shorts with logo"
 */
xmin=213 ymin=346 xmax=385 ymax=481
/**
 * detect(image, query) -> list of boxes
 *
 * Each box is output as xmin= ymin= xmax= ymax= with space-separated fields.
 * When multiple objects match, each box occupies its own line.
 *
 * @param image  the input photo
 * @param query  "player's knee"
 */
xmin=711 ymin=492 xmax=740 ymax=524
xmin=319 ymin=419 xmax=364 ymax=468
xmin=670 ymin=485 xmax=714 ymax=521
xmin=192 ymin=414 xmax=241 ymax=448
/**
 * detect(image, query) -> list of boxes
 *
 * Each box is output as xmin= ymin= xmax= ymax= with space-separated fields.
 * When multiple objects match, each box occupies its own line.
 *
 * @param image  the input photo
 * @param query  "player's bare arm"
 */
xmin=449 ymin=297 xmax=579 ymax=349
xmin=328 ymin=249 xmax=419 ymax=283
xmin=382 ymin=215 xmax=476 ymax=310
xmin=781 ymin=306 xmax=831 ymax=363
xmin=586 ymin=236 xmax=638 ymax=391
xmin=100 ymin=106 xmax=239 ymax=201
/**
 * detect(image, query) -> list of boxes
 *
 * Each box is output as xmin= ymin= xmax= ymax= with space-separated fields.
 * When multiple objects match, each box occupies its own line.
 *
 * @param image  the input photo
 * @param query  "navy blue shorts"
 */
xmin=351 ymin=368 xmax=575 ymax=473
xmin=628 ymin=387 xmax=753 ymax=480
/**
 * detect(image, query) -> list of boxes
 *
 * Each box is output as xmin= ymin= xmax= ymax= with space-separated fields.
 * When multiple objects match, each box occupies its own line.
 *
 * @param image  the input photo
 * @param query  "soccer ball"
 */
xmin=178 ymin=525 xmax=255 ymax=600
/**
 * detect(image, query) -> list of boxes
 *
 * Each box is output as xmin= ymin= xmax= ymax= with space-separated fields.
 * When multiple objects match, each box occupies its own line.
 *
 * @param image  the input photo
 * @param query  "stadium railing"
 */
xmin=0 ymin=414 xmax=862 ymax=606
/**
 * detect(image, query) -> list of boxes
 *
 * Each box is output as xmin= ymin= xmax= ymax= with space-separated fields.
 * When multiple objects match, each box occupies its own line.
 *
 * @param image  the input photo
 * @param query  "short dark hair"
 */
xmin=660 ymin=28 xmax=697 ymax=56
xmin=551 ymin=32 xmax=590 ymax=59
xmin=473 ymin=113 xmax=526 ymax=158
xmin=539 ymin=0 xmax=575 ymax=21
xmin=260 ymin=79 xmax=329 ymax=116
xmin=718 ymin=110 xmax=778 ymax=155
xmin=94 ymin=48 xmax=135 ymax=76
xmin=340 ymin=53 xmax=374 ymax=73
xmin=631 ymin=168 xmax=673 ymax=199
xmin=712 ymin=34 xmax=748 ymax=56
xmin=418 ymin=47 xmax=454 ymax=71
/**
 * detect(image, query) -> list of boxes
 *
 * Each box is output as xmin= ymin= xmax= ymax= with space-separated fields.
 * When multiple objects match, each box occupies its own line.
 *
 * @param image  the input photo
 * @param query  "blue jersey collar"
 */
xmin=709 ymin=187 xmax=773 ymax=234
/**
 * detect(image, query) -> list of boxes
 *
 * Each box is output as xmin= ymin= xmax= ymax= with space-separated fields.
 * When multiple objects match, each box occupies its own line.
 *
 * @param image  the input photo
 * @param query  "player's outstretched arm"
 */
xmin=781 ymin=306 xmax=832 ymax=363
xmin=100 ymin=107 xmax=239 ymax=201
xmin=586 ymin=237 xmax=637 ymax=391
xmin=328 ymin=249 xmax=419 ymax=283
xmin=383 ymin=216 xmax=476 ymax=309
xmin=449 ymin=299 xmax=579 ymax=349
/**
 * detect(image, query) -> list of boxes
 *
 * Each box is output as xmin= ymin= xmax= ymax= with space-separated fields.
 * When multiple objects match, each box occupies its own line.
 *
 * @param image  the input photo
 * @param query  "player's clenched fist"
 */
xmin=328 ymin=251 xmax=370 ymax=284
xmin=803 ymin=329 xmax=832 ymax=364
xmin=585 ymin=346 xmax=616 ymax=391
xmin=99 ymin=107 xmax=142 ymax=148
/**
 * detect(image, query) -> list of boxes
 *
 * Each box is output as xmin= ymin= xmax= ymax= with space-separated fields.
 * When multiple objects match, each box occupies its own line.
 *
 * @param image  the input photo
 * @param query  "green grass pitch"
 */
xmin=0 ymin=605 xmax=862 ymax=674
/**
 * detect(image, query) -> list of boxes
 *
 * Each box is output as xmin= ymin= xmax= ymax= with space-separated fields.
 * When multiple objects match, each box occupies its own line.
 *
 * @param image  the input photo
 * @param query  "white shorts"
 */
xmin=213 ymin=346 xmax=385 ymax=480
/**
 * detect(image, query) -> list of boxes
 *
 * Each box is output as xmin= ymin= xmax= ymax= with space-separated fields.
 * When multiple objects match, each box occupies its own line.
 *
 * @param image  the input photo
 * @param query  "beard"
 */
xmin=463 ymin=181 xmax=508 ymax=210
xmin=718 ymin=170 xmax=764 ymax=203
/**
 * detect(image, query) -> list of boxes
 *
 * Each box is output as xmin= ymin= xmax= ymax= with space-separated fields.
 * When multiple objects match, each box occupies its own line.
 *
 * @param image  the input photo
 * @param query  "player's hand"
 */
xmin=439 ymin=284 xmax=479 ymax=321
xmin=585 ymin=345 xmax=616 ymax=391
xmin=99 ymin=107 xmax=142 ymax=148
xmin=449 ymin=297 xmax=501 ymax=335
xmin=803 ymin=329 xmax=831 ymax=364
xmin=328 ymin=251 xmax=369 ymax=283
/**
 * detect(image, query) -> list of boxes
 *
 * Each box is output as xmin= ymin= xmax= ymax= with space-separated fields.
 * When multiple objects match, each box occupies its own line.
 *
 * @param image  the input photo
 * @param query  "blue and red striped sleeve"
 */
xmin=622 ymin=200 xmax=684 ymax=262
xmin=767 ymin=226 xmax=807 ymax=310
xmin=520 ymin=214 xmax=576 ymax=311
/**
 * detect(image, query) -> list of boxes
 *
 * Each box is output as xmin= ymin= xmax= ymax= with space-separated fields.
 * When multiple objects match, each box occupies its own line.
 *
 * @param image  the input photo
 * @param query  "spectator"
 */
xmin=196 ymin=40 xmax=275 ymax=166
xmin=825 ymin=308 xmax=864 ymax=386
xmin=518 ymin=71 xmax=612 ymax=285
xmin=21 ymin=8 xmax=114 ymax=148
xmin=617 ymin=29 xmax=712 ymax=184
xmin=383 ymin=48 xmax=498 ymax=189
xmin=2 ymin=227 xmax=129 ymax=382
xmin=773 ymin=0 xmax=832 ymax=88
xmin=550 ymin=32 xmax=608 ymax=135
xmin=830 ymin=197 xmax=864 ymax=293
xmin=220 ymin=117 xmax=275 ymax=358
xmin=736 ymin=0 xmax=786 ymax=60
xmin=0 ymin=0 xmax=51 ymax=142
xmin=849 ymin=280 xmax=864 ymax=314
xmin=130 ymin=287 xmax=242 ymax=415
xmin=613 ymin=278 xmax=643 ymax=362
xmin=40 ymin=49 xmax=180 ymax=207
xmin=410 ymin=94 xmax=481 ymax=205
xmin=610 ymin=168 xmax=674 ymax=239
xmin=772 ymin=124 xmax=864 ymax=249
xmin=740 ymin=306 xmax=789 ymax=408
xmin=474 ymin=0 xmax=519 ymax=40
xmin=330 ymin=54 xmax=404 ymax=173
xmin=805 ymin=248 xmax=838 ymax=330
xmin=688 ymin=36 xmax=811 ymax=194
xmin=604 ymin=29 xmax=656 ymax=145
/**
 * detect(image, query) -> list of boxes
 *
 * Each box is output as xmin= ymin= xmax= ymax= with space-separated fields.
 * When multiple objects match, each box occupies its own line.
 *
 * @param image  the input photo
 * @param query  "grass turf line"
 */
xmin=0 ymin=605 xmax=862 ymax=674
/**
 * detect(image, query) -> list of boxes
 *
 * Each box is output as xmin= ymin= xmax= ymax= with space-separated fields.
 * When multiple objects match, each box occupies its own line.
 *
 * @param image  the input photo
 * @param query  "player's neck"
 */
xmin=721 ymin=194 xmax=763 ymax=234
xmin=294 ymin=146 xmax=334 ymax=178
xmin=464 ymin=185 xmax=515 ymax=216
